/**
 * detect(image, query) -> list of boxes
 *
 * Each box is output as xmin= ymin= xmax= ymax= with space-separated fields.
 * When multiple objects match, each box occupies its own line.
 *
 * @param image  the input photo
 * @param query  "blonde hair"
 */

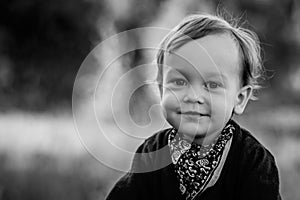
xmin=156 ymin=14 xmax=263 ymax=100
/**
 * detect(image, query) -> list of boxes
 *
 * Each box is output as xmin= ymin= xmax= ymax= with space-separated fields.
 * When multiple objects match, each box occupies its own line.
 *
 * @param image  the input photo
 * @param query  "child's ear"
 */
xmin=234 ymin=85 xmax=253 ymax=115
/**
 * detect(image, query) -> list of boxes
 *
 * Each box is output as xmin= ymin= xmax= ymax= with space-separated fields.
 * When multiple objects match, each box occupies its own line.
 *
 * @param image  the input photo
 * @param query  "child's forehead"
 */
xmin=163 ymin=34 xmax=241 ymax=77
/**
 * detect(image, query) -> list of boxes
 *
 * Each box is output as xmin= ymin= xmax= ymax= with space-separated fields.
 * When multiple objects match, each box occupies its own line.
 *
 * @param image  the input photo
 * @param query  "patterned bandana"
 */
xmin=168 ymin=121 xmax=235 ymax=200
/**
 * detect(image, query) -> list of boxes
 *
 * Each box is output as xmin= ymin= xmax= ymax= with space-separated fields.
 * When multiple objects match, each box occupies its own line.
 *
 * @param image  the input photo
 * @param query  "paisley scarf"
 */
xmin=168 ymin=121 xmax=235 ymax=200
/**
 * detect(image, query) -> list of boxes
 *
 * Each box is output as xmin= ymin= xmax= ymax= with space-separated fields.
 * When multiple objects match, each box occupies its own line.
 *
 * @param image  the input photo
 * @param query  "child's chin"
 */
xmin=178 ymin=126 xmax=209 ymax=140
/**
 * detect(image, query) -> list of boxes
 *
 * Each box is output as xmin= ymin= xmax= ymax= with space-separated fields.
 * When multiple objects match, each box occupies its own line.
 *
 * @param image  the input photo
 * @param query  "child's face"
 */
xmin=161 ymin=33 xmax=251 ymax=144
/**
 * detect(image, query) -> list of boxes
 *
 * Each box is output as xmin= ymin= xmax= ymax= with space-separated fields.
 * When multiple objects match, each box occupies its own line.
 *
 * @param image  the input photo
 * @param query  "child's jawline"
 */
xmin=180 ymin=131 xmax=221 ymax=145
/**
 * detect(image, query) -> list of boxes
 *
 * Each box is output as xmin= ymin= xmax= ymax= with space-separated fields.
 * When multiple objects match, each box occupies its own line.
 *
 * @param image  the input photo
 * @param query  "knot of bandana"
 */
xmin=168 ymin=121 xmax=235 ymax=200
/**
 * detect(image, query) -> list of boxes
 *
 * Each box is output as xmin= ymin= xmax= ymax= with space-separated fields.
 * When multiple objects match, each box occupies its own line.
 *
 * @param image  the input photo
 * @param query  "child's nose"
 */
xmin=183 ymin=85 xmax=205 ymax=104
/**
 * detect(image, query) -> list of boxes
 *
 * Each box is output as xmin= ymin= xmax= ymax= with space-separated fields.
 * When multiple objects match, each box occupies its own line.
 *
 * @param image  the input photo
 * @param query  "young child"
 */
xmin=106 ymin=14 xmax=281 ymax=200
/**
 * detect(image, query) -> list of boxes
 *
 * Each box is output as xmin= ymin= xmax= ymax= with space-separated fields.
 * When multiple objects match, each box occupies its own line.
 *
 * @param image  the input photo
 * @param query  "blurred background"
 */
xmin=1 ymin=0 xmax=300 ymax=199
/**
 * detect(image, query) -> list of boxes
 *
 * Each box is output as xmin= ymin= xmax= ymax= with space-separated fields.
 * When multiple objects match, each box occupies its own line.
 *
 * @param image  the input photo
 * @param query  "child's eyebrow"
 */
xmin=164 ymin=68 xmax=185 ymax=77
xmin=204 ymin=72 xmax=228 ymax=82
xmin=164 ymin=68 xmax=229 ymax=84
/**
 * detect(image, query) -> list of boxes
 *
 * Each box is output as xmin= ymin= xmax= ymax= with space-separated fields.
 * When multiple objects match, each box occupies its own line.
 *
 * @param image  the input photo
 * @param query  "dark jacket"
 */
xmin=106 ymin=120 xmax=281 ymax=200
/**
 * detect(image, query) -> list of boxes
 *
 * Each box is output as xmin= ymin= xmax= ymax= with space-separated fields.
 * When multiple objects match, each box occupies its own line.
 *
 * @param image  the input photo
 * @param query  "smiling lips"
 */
xmin=178 ymin=111 xmax=210 ymax=117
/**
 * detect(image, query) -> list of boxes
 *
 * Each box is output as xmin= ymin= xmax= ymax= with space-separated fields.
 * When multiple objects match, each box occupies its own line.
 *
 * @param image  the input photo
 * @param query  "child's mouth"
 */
xmin=178 ymin=111 xmax=210 ymax=117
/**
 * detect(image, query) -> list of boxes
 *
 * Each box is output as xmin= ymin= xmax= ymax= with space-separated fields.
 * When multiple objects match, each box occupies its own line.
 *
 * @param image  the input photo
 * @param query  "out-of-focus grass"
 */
xmin=0 ymin=153 xmax=104 ymax=200
xmin=0 ymin=106 xmax=300 ymax=200
xmin=0 ymin=112 xmax=123 ymax=200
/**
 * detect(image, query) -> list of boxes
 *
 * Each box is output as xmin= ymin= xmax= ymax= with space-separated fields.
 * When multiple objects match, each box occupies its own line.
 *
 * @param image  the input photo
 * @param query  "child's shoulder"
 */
xmin=136 ymin=128 xmax=173 ymax=153
xmin=233 ymin=121 xmax=276 ymax=163
xmin=231 ymin=121 xmax=281 ymax=198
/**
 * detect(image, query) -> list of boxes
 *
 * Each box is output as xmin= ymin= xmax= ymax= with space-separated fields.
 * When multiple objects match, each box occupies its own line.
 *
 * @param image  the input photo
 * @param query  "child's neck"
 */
xmin=181 ymin=130 xmax=221 ymax=146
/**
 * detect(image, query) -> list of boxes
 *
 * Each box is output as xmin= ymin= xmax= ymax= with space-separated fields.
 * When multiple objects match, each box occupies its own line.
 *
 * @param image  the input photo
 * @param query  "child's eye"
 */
xmin=172 ymin=79 xmax=187 ymax=86
xmin=204 ymin=81 xmax=221 ymax=89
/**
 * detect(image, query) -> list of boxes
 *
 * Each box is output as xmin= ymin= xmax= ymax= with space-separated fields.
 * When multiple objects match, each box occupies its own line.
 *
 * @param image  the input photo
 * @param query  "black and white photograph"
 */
xmin=0 ymin=0 xmax=299 ymax=199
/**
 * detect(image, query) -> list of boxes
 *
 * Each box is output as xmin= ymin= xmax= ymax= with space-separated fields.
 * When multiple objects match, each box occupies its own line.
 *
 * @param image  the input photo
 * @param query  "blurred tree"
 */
xmin=0 ymin=0 xmax=167 ymax=112
xmin=0 ymin=0 xmax=104 ymax=111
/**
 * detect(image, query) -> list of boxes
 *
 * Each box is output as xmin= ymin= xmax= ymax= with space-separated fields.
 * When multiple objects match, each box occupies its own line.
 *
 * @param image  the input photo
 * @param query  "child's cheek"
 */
xmin=161 ymin=90 xmax=179 ymax=110
xmin=160 ymin=92 xmax=179 ymax=127
xmin=210 ymin=95 xmax=234 ymax=121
